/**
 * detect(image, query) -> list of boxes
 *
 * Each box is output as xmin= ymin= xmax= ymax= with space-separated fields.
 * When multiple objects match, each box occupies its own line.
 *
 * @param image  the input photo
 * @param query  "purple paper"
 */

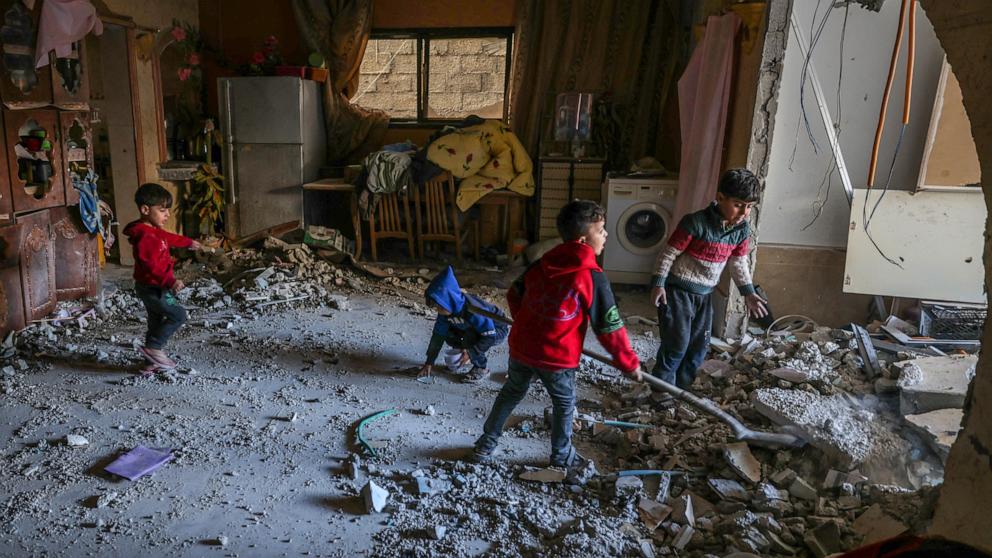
xmin=104 ymin=446 xmax=173 ymax=480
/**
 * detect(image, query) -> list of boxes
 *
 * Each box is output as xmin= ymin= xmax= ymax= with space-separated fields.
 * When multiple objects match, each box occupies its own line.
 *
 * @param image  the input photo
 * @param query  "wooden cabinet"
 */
xmin=49 ymin=206 xmax=96 ymax=300
xmin=15 ymin=208 xmax=55 ymax=321
xmin=51 ymin=40 xmax=90 ymax=110
xmin=537 ymin=158 xmax=605 ymax=240
xmin=59 ymin=111 xmax=92 ymax=205
xmin=0 ymin=114 xmax=10 ymax=223
xmin=0 ymin=0 xmax=52 ymax=109
xmin=5 ymin=109 xmax=64 ymax=213
xmin=0 ymin=222 xmax=24 ymax=333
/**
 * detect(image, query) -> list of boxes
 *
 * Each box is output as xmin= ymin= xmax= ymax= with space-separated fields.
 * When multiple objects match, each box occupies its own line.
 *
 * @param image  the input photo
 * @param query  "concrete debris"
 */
xmin=362 ymin=480 xmax=389 ymax=513
xmin=671 ymin=524 xmax=694 ymax=549
xmin=804 ymin=520 xmax=843 ymax=558
xmin=708 ymin=478 xmax=748 ymax=501
xmin=767 ymin=366 xmax=811 ymax=383
xmin=788 ymin=476 xmax=818 ymax=501
xmin=519 ymin=467 xmax=565 ymax=483
xmin=637 ymin=497 xmax=672 ymax=530
xmin=613 ymin=475 xmax=644 ymax=499
xmin=853 ymin=503 xmax=908 ymax=545
xmin=897 ymin=355 xmax=976 ymax=415
xmin=904 ymin=408 xmax=962 ymax=462
xmin=422 ymin=404 xmax=437 ymax=416
xmin=430 ymin=525 xmax=446 ymax=540
xmin=670 ymin=494 xmax=695 ymax=526
xmin=66 ymin=434 xmax=89 ymax=447
xmin=723 ymin=442 xmax=762 ymax=483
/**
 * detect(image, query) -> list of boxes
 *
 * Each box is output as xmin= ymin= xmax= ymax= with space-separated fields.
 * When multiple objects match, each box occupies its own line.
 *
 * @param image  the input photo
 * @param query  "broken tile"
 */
xmin=804 ymin=520 xmax=842 ymax=558
xmin=670 ymin=494 xmax=694 ymax=527
xmin=362 ymin=480 xmax=388 ymax=513
xmin=768 ymin=367 xmax=810 ymax=383
xmin=770 ymin=468 xmax=797 ymax=487
xmin=788 ymin=477 xmax=817 ymax=501
xmin=723 ymin=442 xmax=762 ymax=484
xmin=671 ymin=524 xmax=694 ymax=549
xmin=637 ymin=497 xmax=672 ymax=531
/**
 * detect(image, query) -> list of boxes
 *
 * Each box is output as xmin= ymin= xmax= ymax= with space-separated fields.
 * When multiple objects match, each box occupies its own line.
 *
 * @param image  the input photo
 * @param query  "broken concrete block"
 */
xmin=897 ymin=355 xmax=976 ymax=415
xmin=874 ymin=377 xmax=899 ymax=395
xmin=853 ymin=503 xmax=908 ymax=545
xmin=698 ymin=359 xmax=734 ymax=379
xmin=614 ymin=475 xmax=644 ymax=499
xmin=431 ymin=525 xmax=446 ymax=540
xmin=766 ymin=530 xmax=797 ymax=554
xmin=770 ymin=468 xmax=797 ymax=487
xmin=519 ymin=468 xmax=566 ymax=483
xmin=670 ymin=494 xmax=695 ymax=527
xmin=648 ymin=433 xmax=667 ymax=451
xmin=66 ymin=434 xmax=89 ymax=447
xmin=804 ymin=520 xmax=843 ymax=558
xmin=768 ymin=367 xmax=810 ymax=384
xmin=723 ymin=442 xmax=762 ymax=484
xmin=708 ymin=478 xmax=749 ymax=501
xmin=327 ymin=294 xmax=351 ymax=311
xmin=788 ymin=476 xmax=817 ymax=501
xmin=638 ymin=539 xmax=655 ymax=558
xmin=362 ymin=480 xmax=388 ymax=513
xmin=672 ymin=524 xmax=695 ymax=549
xmin=904 ymin=408 xmax=962 ymax=462
xmin=637 ymin=497 xmax=672 ymax=531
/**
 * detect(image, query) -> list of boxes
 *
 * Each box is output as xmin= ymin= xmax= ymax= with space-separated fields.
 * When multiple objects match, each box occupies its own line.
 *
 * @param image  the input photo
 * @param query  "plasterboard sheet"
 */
xmin=844 ymin=189 xmax=986 ymax=303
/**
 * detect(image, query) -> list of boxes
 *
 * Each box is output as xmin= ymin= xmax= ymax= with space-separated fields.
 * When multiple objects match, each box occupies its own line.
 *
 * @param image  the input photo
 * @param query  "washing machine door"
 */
xmin=616 ymin=202 xmax=671 ymax=256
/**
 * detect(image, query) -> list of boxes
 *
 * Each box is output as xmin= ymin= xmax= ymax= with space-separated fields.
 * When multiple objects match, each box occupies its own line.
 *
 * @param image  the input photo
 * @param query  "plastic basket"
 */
xmin=919 ymin=303 xmax=987 ymax=340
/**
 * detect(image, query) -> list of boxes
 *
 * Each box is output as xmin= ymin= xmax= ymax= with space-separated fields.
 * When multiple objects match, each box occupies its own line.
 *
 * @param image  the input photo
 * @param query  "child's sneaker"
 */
xmin=140 ymin=347 xmax=176 ymax=369
xmin=463 ymin=366 xmax=489 ymax=383
xmin=470 ymin=447 xmax=495 ymax=463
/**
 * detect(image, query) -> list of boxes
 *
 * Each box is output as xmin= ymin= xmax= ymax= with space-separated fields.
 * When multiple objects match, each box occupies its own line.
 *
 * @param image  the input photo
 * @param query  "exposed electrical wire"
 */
xmin=862 ymin=125 xmax=906 ymax=268
xmin=789 ymin=0 xmax=833 ymax=170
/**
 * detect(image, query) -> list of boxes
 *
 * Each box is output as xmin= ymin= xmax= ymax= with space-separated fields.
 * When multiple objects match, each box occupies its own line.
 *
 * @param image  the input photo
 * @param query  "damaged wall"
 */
xmin=748 ymin=1 xmax=944 ymax=327
xmin=919 ymin=1 xmax=992 ymax=552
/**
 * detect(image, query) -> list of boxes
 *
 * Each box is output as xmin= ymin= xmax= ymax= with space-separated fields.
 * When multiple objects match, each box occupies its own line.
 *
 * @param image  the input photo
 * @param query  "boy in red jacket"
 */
xmin=474 ymin=200 xmax=643 ymax=467
xmin=123 ymin=183 xmax=201 ymax=372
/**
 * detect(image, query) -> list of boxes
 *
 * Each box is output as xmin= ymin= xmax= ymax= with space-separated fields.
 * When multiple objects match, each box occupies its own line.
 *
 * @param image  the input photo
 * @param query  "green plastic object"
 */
xmin=356 ymin=409 xmax=397 ymax=457
xmin=308 ymin=52 xmax=326 ymax=68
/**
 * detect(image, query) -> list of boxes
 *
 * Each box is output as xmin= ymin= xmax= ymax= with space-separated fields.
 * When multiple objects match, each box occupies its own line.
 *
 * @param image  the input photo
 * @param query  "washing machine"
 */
xmin=602 ymin=177 xmax=679 ymax=284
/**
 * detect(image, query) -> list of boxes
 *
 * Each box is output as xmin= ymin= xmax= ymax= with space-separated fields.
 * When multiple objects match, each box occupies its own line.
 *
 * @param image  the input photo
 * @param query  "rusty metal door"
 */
xmin=15 ymin=208 xmax=55 ymax=320
xmin=5 ymin=108 xmax=65 ymax=213
xmin=49 ymin=206 xmax=97 ymax=300
xmin=0 ymin=222 xmax=24 ymax=333
xmin=59 ymin=111 xmax=93 ymax=206
xmin=0 ymin=0 xmax=52 ymax=109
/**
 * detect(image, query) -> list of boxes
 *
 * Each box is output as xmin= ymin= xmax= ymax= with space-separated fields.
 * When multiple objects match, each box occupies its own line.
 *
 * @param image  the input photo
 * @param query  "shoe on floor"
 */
xmin=463 ymin=366 xmax=489 ymax=383
xmin=140 ymin=347 xmax=176 ymax=369
xmin=470 ymin=447 xmax=495 ymax=463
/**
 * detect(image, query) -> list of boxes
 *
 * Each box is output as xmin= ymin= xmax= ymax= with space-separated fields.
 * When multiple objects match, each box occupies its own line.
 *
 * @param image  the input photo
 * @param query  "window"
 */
xmin=353 ymin=29 xmax=512 ymax=125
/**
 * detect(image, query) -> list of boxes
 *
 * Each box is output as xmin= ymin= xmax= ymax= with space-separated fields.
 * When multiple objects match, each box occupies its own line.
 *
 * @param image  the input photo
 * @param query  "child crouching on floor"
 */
xmin=419 ymin=266 xmax=508 ymax=383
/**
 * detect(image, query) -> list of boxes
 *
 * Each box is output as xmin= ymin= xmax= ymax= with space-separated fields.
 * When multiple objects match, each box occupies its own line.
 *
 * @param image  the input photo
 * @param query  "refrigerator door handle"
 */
xmin=222 ymin=79 xmax=237 ymax=206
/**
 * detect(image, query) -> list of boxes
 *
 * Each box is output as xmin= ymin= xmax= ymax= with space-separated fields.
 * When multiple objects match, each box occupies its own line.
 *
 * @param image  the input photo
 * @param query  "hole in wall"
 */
xmin=14 ymin=119 xmax=54 ymax=200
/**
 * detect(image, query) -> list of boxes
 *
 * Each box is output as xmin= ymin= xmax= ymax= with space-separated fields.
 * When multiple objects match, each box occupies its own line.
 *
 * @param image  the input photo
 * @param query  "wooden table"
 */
xmin=475 ymin=189 xmax=528 ymax=257
xmin=302 ymin=178 xmax=362 ymax=260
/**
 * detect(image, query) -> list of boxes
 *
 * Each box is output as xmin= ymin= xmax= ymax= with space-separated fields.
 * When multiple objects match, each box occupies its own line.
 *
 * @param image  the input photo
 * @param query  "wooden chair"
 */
xmin=413 ymin=172 xmax=479 ymax=263
xmin=368 ymin=191 xmax=415 ymax=261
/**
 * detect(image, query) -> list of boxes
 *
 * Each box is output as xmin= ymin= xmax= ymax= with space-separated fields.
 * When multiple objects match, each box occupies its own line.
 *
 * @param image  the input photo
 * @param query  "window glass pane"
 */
xmin=427 ymin=37 xmax=507 ymax=120
xmin=354 ymin=38 xmax=417 ymax=119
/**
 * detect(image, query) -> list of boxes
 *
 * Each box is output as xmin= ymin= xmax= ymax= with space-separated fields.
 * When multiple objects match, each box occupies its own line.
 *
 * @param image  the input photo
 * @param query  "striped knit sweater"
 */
xmin=651 ymin=203 xmax=756 ymax=296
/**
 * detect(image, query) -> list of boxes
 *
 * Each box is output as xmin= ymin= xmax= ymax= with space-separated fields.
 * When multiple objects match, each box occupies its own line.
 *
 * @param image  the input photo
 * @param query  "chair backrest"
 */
xmin=375 ymin=192 xmax=407 ymax=234
xmin=421 ymin=172 xmax=456 ymax=236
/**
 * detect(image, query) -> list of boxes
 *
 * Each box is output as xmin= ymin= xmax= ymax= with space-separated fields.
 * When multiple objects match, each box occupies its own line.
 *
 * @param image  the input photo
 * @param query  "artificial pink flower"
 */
xmin=178 ymin=67 xmax=192 ymax=81
xmin=187 ymin=53 xmax=200 ymax=66
xmin=251 ymin=51 xmax=265 ymax=64
xmin=171 ymin=26 xmax=186 ymax=42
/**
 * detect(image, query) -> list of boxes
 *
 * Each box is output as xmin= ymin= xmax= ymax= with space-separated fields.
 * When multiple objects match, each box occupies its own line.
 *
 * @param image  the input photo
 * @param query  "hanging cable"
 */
xmin=789 ymin=0 xmax=832 ymax=169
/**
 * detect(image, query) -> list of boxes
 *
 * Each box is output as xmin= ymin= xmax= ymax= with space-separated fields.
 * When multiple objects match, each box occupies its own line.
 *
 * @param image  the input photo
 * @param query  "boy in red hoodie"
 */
xmin=123 ymin=183 xmax=201 ymax=372
xmin=474 ymin=200 xmax=643 ymax=467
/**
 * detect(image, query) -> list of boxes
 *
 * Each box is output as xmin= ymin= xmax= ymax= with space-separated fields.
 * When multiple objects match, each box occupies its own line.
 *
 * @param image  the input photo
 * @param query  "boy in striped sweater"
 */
xmin=650 ymin=168 xmax=768 ymax=389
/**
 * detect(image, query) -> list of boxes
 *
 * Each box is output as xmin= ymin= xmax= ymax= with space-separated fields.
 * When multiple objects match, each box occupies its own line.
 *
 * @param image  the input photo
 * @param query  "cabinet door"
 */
xmin=59 ymin=111 xmax=92 ymax=205
xmin=15 ymin=208 xmax=55 ymax=320
xmin=0 ymin=223 xmax=25 ymax=334
xmin=51 ymin=40 xmax=90 ymax=110
xmin=0 ymin=112 xmax=10 ymax=223
xmin=0 ymin=0 xmax=52 ymax=109
xmin=5 ymin=109 xmax=65 ymax=213
xmin=572 ymin=163 xmax=604 ymax=203
xmin=50 ymin=206 xmax=96 ymax=300
xmin=538 ymin=162 xmax=571 ymax=240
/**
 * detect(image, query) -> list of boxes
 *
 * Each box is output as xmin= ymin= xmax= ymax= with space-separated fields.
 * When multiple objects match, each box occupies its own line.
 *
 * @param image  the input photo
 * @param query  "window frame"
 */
xmin=364 ymin=27 xmax=514 ymax=127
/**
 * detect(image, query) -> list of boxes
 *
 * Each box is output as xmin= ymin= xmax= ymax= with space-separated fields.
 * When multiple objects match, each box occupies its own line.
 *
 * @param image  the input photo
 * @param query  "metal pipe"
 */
xmin=868 ymin=0 xmax=910 ymax=188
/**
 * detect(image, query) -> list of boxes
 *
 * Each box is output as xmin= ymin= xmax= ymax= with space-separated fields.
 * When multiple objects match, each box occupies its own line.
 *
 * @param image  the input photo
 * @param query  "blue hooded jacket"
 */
xmin=425 ymin=266 xmax=501 ymax=338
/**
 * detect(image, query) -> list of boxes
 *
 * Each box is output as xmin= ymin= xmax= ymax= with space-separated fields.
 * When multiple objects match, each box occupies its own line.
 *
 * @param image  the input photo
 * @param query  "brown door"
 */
xmin=51 ymin=40 xmax=90 ymax=110
xmin=5 ymin=109 xmax=65 ymax=213
xmin=0 ymin=112 xmax=10 ymax=223
xmin=0 ymin=222 xmax=25 ymax=334
xmin=59 ymin=111 xmax=93 ymax=206
xmin=0 ymin=0 xmax=53 ymax=109
xmin=49 ymin=206 xmax=97 ymax=300
xmin=15 ymin=208 xmax=55 ymax=320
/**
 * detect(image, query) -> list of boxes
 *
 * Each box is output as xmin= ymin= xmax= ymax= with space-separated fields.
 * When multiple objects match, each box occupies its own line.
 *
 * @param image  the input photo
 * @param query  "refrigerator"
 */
xmin=219 ymin=77 xmax=326 ymax=239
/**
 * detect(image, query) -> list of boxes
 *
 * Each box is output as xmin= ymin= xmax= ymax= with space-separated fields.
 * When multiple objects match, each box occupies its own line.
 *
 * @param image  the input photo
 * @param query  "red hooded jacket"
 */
xmin=507 ymin=241 xmax=640 ymax=374
xmin=122 ymin=220 xmax=193 ymax=289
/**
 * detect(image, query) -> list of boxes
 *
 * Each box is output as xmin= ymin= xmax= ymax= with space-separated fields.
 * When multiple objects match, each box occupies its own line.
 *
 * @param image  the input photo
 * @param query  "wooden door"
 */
xmin=5 ymin=109 xmax=65 ymax=213
xmin=0 ymin=0 xmax=52 ymax=109
xmin=0 ymin=111 xmax=10 ymax=223
xmin=52 ymin=40 xmax=90 ymax=110
xmin=49 ymin=206 xmax=97 ymax=300
xmin=15 ymin=208 xmax=55 ymax=320
xmin=59 ymin=111 xmax=93 ymax=206
xmin=0 ymin=222 xmax=24 ymax=333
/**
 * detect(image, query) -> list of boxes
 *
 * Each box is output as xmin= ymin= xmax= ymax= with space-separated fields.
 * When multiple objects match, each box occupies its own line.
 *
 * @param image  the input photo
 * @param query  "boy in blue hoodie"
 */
xmin=418 ymin=266 xmax=509 ymax=383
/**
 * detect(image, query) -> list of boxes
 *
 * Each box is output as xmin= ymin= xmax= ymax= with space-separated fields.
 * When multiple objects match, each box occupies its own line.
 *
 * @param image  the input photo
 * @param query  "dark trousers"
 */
xmin=136 ymin=284 xmax=188 ymax=350
xmin=652 ymin=286 xmax=713 ymax=389
xmin=475 ymin=358 xmax=577 ymax=466
xmin=444 ymin=324 xmax=508 ymax=369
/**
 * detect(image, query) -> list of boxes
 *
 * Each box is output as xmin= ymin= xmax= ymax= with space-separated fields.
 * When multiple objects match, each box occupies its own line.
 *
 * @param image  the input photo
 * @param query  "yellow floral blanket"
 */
xmin=426 ymin=120 xmax=535 ymax=211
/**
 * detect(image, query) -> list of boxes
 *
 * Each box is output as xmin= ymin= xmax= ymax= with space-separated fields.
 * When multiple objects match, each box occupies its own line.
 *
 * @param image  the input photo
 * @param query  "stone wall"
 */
xmin=354 ymin=37 xmax=507 ymax=120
